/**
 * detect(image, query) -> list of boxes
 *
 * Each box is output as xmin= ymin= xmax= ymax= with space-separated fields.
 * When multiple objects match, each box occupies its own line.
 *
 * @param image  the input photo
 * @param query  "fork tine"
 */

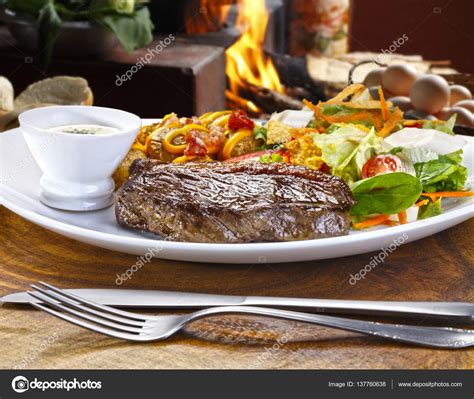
xmin=38 ymin=282 xmax=150 ymax=321
xmin=29 ymin=300 xmax=147 ymax=342
xmin=31 ymin=285 xmax=146 ymax=328
xmin=28 ymin=291 xmax=147 ymax=334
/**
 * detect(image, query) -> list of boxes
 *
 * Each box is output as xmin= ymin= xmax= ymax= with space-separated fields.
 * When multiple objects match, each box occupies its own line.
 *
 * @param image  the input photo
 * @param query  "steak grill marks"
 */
xmin=116 ymin=160 xmax=355 ymax=243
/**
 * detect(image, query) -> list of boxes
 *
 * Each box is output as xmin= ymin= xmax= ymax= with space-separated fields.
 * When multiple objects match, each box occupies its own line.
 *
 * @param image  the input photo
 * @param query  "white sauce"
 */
xmin=50 ymin=124 xmax=119 ymax=135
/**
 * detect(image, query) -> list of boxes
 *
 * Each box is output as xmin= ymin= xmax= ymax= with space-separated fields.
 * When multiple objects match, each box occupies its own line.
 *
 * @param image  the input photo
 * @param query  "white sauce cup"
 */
xmin=19 ymin=105 xmax=141 ymax=211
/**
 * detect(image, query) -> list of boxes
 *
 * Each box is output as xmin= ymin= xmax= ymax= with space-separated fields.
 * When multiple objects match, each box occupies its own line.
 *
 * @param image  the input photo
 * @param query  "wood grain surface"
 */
xmin=0 ymin=206 xmax=472 ymax=369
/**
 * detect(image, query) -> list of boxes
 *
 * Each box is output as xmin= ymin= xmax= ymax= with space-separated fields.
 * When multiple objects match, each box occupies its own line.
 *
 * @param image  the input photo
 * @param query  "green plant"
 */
xmin=1 ymin=0 xmax=154 ymax=67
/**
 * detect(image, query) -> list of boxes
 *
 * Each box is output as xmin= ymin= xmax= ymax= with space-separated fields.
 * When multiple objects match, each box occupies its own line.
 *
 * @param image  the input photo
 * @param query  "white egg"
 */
xmin=382 ymin=64 xmax=418 ymax=96
xmin=368 ymin=86 xmax=393 ymax=100
xmin=409 ymin=74 xmax=450 ymax=114
xmin=449 ymin=85 xmax=472 ymax=106
xmin=453 ymin=99 xmax=474 ymax=113
xmin=388 ymin=96 xmax=412 ymax=112
xmin=368 ymin=86 xmax=380 ymax=100
xmin=435 ymin=107 xmax=452 ymax=121
xmin=363 ymin=68 xmax=385 ymax=88
xmin=404 ymin=109 xmax=436 ymax=120
xmin=445 ymin=107 xmax=474 ymax=127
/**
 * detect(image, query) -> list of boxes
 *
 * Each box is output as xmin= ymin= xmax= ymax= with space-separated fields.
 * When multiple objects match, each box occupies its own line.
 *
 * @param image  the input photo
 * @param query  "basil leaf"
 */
xmin=350 ymin=172 xmax=422 ymax=216
xmin=100 ymin=7 xmax=153 ymax=52
xmin=417 ymin=199 xmax=443 ymax=220
xmin=37 ymin=0 xmax=61 ymax=68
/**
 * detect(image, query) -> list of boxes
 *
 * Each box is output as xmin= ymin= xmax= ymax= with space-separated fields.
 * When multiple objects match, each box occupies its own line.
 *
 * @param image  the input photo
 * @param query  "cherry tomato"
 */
xmin=361 ymin=155 xmax=403 ymax=179
xmin=228 ymin=110 xmax=255 ymax=131
xmin=319 ymin=163 xmax=330 ymax=174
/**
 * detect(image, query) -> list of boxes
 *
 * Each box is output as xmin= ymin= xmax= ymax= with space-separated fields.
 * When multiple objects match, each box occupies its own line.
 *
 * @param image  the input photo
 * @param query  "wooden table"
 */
xmin=0 ymin=206 xmax=472 ymax=369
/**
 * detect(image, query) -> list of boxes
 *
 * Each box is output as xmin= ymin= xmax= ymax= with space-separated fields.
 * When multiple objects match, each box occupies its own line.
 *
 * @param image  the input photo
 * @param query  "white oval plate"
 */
xmin=1 ymin=123 xmax=473 ymax=264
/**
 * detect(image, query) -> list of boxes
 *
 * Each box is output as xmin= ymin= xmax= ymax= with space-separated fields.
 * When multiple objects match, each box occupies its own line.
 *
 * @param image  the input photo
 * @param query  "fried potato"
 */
xmin=113 ymin=148 xmax=147 ymax=189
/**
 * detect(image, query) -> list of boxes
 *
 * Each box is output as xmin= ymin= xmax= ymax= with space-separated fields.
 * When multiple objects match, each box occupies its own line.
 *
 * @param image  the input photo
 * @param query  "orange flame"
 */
xmin=226 ymin=0 xmax=283 ymax=96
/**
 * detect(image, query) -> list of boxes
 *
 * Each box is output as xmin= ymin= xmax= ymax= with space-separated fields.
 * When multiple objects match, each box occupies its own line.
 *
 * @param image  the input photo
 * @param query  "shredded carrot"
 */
xmin=421 ymin=191 xmax=474 ymax=199
xmin=317 ymin=106 xmax=376 ymax=125
xmin=352 ymin=214 xmax=389 ymax=230
xmin=329 ymin=100 xmax=394 ymax=110
xmin=378 ymin=86 xmax=390 ymax=122
xmin=371 ymin=113 xmax=384 ymax=131
xmin=415 ymin=199 xmax=429 ymax=207
xmin=383 ymin=220 xmax=398 ymax=227
xmin=397 ymin=210 xmax=407 ymax=225
xmin=378 ymin=108 xmax=403 ymax=137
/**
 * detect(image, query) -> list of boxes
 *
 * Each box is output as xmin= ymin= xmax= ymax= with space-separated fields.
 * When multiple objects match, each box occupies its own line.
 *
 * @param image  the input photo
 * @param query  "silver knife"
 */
xmin=1 ymin=289 xmax=473 ymax=321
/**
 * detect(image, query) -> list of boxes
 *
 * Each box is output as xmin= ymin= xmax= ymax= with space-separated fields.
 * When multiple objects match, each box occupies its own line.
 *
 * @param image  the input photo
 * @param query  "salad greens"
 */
xmin=422 ymin=114 xmax=457 ymax=135
xmin=253 ymin=126 xmax=284 ymax=151
xmin=350 ymin=172 xmax=423 ymax=216
xmin=414 ymin=150 xmax=468 ymax=192
xmin=259 ymin=153 xmax=284 ymax=164
xmin=417 ymin=199 xmax=443 ymax=220
xmin=2 ymin=0 xmax=154 ymax=67
xmin=253 ymin=126 xmax=268 ymax=143
xmin=321 ymin=104 xmax=358 ymax=116
xmin=311 ymin=125 xmax=381 ymax=184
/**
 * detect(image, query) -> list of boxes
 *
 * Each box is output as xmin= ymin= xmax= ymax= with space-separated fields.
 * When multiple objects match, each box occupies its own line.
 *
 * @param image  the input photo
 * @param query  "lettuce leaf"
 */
xmin=414 ymin=150 xmax=468 ymax=192
xmin=422 ymin=114 xmax=456 ymax=135
xmin=311 ymin=126 xmax=381 ymax=183
xmin=321 ymin=104 xmax=358 ymax=115
xmin=253 ymin=126 xmax=268 ymax=142
xmin=417 ymin=199 xmax=443 ymax=220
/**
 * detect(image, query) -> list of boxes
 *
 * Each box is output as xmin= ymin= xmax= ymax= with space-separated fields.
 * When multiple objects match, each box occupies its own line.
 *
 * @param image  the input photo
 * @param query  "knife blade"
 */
xmin=2 ymin=289 xmax=473 ymax=321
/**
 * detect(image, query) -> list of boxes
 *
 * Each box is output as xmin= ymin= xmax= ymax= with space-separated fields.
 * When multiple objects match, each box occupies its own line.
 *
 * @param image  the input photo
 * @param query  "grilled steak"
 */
xmin=115 ymin=159 xmax=355 ymax=243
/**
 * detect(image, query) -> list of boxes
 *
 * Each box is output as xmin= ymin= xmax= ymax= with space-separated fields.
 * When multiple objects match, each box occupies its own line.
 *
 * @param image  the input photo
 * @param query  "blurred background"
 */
xmin=0 ymin=0 xmax=472 ymax=123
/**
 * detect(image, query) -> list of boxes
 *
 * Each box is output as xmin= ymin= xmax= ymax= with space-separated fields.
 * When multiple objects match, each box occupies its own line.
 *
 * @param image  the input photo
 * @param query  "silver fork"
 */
xmin=28 ymin=282 xmax=474 ymax=349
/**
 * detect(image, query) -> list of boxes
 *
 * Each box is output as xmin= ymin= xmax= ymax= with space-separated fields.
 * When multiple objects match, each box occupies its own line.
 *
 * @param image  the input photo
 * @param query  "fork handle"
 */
xmin=184 ymin=306 xmax=474 ymax=348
